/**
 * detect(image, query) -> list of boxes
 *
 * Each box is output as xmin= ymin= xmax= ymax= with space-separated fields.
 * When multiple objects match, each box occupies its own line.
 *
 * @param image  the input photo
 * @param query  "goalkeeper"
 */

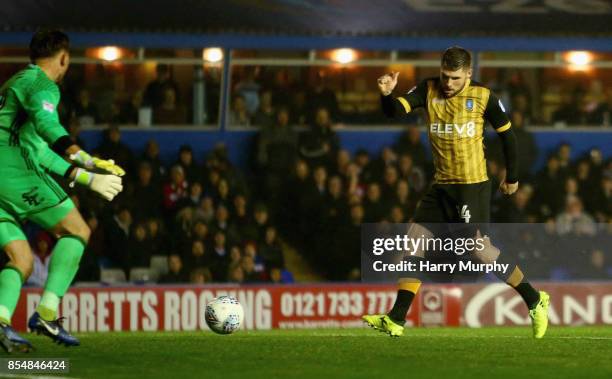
xmin=0 ymin=29 xmax=124 ymax=352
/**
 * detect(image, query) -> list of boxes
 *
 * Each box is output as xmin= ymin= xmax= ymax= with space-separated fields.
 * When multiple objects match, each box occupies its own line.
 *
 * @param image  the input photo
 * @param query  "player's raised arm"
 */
xmin=485 ymin=92 xmax=519 ymax=195
xmin=379 ymin=73 xmax=428 ymax=118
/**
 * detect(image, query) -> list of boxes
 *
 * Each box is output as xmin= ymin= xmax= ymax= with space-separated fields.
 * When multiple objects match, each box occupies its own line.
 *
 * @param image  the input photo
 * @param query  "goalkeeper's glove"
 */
xmin=70 ymin=150 xmax=126 ymax=176
xmin=71 ymin=168 xmax=123 ymax=201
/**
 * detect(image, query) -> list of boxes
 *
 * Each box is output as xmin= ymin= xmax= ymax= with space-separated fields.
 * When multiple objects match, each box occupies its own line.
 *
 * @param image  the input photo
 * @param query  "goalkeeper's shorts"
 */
xmin=0 ymin=148 xmax=74 ymax=230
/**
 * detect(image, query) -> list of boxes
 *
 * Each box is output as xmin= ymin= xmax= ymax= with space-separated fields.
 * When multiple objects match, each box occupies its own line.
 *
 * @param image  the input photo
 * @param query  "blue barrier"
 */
xmin=79 ymin=128 xmax=612 ymax=172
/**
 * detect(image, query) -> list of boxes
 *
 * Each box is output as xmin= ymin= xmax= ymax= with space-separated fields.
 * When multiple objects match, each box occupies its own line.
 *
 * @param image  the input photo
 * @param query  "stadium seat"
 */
xmin=100 ymin=269 xmax=127 ymax=284
xmin=150 ymin=255 xmax=169 ymax=279
xmin=130 ymin=267 xmax=154 ymax=282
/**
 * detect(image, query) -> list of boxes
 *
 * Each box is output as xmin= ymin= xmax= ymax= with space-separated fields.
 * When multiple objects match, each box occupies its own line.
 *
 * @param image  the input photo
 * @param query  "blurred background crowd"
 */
xmin=11 ymin=96 xmax=611 ymax=286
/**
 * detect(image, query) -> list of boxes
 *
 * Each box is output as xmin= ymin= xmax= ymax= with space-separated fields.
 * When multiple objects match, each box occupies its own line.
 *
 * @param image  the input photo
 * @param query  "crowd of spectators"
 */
xmin=7 ymin=63 xmax=611 ymax=286
xmin=18 ymin=109 xmax=609 ymax=286
xmin=50 ymin=63 xmax=612 ymax=128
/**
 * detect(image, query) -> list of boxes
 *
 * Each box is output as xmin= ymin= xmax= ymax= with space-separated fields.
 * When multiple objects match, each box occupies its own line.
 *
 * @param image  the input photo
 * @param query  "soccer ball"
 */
xmin=205 ymin=296 xmax=244 ymax=334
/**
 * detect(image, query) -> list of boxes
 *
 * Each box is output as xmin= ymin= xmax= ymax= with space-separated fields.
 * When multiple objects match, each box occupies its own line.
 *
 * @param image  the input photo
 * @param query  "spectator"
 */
xmin=143 ymin=64 xmax=180 ymax=108
xmin=329 ymin=204 xmax=363 ymax=279
xmin=241 ymin=255 xmax=262 ymax=283
xmin=215 ymin=179 xmax=232 ymax=206
xmin=227 ymin=264 xmax=244 ymax=283
xmin=118 ymin=91 xmax=143 ymax=125
xmin=259 ymin=226 xmax=284 ymax=269
xmin=394 ymin=180 xmax=416 ymax=220
xmin=190 ymin=267 xmax=213 ymax=284
xmin=210 ymin=231 xmax=230 ymax=281
xmin=73 ymin=88 xmax=99 ymax=126
xmin=324 ymin=175 xmax=348 ymax=225
xmin=256 ymin=107 xmax=298 ymax=201
xmin=26 ymin=231 xmax=54 ymax=287
xmin=580 ymin=249 xmax=609 ymax=280
xmin=512 ymin=111 xmax=538 ymax=180
xmin=298 ymin=107 xmax=339 ymax=168
xmin=252 ymin=90 xmax=275 ymax=127
xmin=228 ymin=95 xmax=251 ymax=126
xmin=146 ymin=218 xmax=168 ymax=257
xmin=552 ymin=88 xmax=589 ymax=126
xmin=78 ymin=212 xmax=104 ymax=281
xmin=306 ymin=74 xmax=340 ymax=123
xmin=395 ymin=126 xmax=428 ymax=170
xmin=557 ymin=143 xmax=572 ymax=175
xmin=234 ymin=68 xmax=261 ymax=116
xmin=185 ymin=239 xmax=209 ymax=269
xmin=127 ymin=161 xmax=162 ymax=222
xmin=141 ymin=139 xmax=166 ymax=183
xmin=252 ymin=203 xmax=271 ymax=243
xmin=232 ymin=195 xmax=251 ymax=236
xmin=556 ymin=196 xmax=596 ymax=236
xmin=363 ymin=183 xmax=388 ymax=222
xmin=211 ymin=204 xmax=237 ymax=244
xmin=534 ymin=156 xmax=566 ymax=218
xmin=176 ymin=145 xmax=201 ymax=184
xmin=176 ymin=182 xmax=203 ymax=211
xmin=105 ymin=206 xmax=133 ymax=270
xmin=163 ymin=165 xmax=189 ymax=214
xmin=382 ymin=166 xmax=399 ymax=199
xmin=497 ymin=185 xmax=535 ymax=223
xmin=67 ymin=117 xmax=86 ymax=149
xmin=389 ymin=205 xmax=406 ymax=223
xmin=95 ymin=124 xmax=135 ymax=175
xmin=269 ymin=266 xmax=294 ymax=284
xmin=195 ymin=196 xmax=215 ymax=224
xmin=127 ymin=223 xmax=153 ymax=271
xmin=153 ymin=86 xmax=188 ymax=125
xmin=591 ymin=173 xmax=612 ymax=222
xmin=159 ymin=254 xmax=189 ymax=283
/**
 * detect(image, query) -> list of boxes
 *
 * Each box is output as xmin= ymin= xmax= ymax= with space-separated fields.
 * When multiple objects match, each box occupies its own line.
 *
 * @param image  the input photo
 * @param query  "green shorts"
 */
xmin=0 ymin=146 xmax=74 ymax=230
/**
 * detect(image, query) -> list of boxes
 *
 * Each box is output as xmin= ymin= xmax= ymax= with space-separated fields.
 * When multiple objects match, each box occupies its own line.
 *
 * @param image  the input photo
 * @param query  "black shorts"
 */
xmin=414 ymin=180 xmax=491 ymax=224
xmin=412 ymin=180 xmax=492 ymax=283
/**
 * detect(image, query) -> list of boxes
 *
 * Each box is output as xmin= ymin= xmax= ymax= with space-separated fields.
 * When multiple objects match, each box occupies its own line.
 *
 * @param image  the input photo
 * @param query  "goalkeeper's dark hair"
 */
xmin=441 ymin=46 xmax=471 ymax=71
xmin=29 ymin=29 xmax=70 ymax=63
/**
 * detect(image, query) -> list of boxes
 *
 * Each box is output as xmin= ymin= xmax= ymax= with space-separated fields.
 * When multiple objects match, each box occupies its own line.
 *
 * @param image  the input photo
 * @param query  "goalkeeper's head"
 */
xmin=29 ymin=29 xmax=70 ymax=83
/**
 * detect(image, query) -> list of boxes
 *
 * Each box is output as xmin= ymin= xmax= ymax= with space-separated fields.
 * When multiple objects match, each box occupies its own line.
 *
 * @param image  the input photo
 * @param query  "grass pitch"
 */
xmin=11 ymin=326 xmax=612 ymax=379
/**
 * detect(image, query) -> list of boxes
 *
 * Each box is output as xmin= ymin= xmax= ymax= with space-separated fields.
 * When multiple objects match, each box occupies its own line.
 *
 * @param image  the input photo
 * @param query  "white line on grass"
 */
xmin=0 ymin=374 xmax=78 ymax=379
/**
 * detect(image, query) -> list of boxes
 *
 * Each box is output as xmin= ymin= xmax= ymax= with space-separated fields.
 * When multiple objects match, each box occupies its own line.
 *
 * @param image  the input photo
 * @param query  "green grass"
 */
xmin=13 ymin=327 xmax=612 ymax=379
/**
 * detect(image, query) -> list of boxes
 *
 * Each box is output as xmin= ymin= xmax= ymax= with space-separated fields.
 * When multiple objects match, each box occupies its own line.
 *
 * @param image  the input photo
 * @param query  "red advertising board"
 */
xmin=11 ymin=283 xmax=611 ymax=332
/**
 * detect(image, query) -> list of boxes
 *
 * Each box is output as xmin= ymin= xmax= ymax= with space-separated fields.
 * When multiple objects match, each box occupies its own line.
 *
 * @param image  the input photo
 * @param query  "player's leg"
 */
xmin=362 ymin=186 xmax=446 ymax=336
xmin=28 ymin=200 xmax=88 ymax=346
xmin=0 ymin=218 xmax=34 ymax=353
xmin=362 ymin=223 xmax=431 ymax=336
xmin=461 ymin=181 xmax=550 ymax=338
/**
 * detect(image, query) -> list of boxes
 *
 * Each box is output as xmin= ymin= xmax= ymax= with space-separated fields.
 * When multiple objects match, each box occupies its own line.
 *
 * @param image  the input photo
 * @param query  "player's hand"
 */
xmin=377 ymin=72 xmax=399 ymax=96
xmin=91 ymin=157 xmax=126 ymax=176
xmin=499 ymin=180 xmax=519 ymax=195
xmin=70 ymin=150 xmax=126 ymax=176
xmin=70 ymin=168 xmax=123 ymax=201
xmin=89 ymin=174 xmax=123 ymax=201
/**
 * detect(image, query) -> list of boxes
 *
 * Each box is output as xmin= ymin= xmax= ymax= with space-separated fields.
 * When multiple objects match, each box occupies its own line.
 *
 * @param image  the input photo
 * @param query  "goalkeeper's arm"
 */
xmin=49 ymin=138 xmax=126 ymax=177
xmin=67 ymin=146 xmax=126 ymax=176
xmin=35 ymin=144 xmax=123 ymax=201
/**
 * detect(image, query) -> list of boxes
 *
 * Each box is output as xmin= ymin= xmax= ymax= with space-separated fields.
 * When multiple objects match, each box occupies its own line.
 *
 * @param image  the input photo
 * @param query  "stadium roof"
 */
xmin=1 ymin=0 xmax=611 ymax=50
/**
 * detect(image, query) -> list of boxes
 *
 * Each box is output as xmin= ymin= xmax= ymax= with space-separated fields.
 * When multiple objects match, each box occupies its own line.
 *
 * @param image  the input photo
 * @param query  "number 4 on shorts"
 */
xmin=459 ymin=205 xmax=471 ymax=223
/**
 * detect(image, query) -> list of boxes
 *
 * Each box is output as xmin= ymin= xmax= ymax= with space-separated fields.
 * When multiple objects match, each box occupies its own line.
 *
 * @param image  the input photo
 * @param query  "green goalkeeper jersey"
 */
xmin=0 ymin=64 xmax=71 ymax=176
